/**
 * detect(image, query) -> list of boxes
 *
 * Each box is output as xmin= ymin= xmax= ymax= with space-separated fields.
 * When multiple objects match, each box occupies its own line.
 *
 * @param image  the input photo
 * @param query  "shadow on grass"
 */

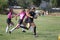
xmin=0 ymin=34 xmax=3 ymax=36
xmin=22 ymin=31 xmax=57 ymax=38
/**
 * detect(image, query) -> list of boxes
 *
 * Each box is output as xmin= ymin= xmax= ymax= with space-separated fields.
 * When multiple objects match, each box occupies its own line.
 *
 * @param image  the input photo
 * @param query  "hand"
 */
xmin=30 ymin=16 xmax=33 ymax=18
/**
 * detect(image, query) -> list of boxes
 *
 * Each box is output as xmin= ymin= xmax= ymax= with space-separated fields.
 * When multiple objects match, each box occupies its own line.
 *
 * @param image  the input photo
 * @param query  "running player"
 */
xmin=21 ymin=9 xmax=31 ymax=32
xmin=24 ymin=8 xmax=37 ymax=37
xmin=6 ymin=8 xmax=16 ymax=33
xmin=29 ymin=8 xmax=37 ymax=37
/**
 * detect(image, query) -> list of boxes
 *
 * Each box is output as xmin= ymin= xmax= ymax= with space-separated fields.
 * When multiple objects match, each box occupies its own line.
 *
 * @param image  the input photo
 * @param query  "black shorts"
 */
xmin=18 ymin=19 xmax=23 ymax=24
xmin=7 ymin=18 xmax=11 ymax=24
xmin=25 ymin=18 xmax=33 ymax=23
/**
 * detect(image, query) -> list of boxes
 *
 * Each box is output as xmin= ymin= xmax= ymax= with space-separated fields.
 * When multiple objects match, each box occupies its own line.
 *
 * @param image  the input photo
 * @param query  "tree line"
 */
xmin=0 ymin=0 xmax=60 ymax=14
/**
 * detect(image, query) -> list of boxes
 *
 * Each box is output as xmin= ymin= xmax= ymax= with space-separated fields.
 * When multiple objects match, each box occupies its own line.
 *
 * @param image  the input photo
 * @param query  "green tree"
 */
xmin=32 ymin=0 xmax=41 ymax=7
xmin=16 ymin=0 xmax=30 ymax=8
xmin=0 ymin=0 xmax=8 ymax=14
xmin=8 ymin=0 xmax=18 ymax=6
xmin=57 ymin=0 xmax=60 ymax=7
xmin=43 ymin=0 xmax=50 ymax=2
xmin=51 ymin=0 xmax=57 ymax=7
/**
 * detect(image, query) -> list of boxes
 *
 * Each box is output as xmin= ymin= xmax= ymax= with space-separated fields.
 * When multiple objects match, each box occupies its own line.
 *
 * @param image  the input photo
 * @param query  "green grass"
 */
xmin=0 ymin=14 xmax=60 ymax=40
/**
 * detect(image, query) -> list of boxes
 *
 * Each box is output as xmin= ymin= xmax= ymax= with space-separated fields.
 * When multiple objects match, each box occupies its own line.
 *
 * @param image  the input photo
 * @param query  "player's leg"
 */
xmin=31 ymin=22 xmax=37 ymax=37
xmin=6 ymin=24 xmax=9 ymax=33
xmin=22 ymin=23 xmax=34 ymax=32
xmin=21 ymin=17 xmax=31 ymax=32
xmin=26 ymin=23 xmax=30 ymax=28
xmin=22 ymin=28 xmax=26 ymax=32
xmin=29 ymin=26 xmax=33 ymax=32
xmin=21 ymin=18 xmax=30 ymax=32
xmin=21 ymin=24 xmax=26 ymax=32
xmin=6 ymin=18 xmax=11 ymax=33
xmin=9 ymin=19 xmax=21 ymax=33
xmin=9 ymin=23 xmax=20 ymax=34
xmin=20 ymin=21 xmax=28 ymax=30
xmin=9 ymin=19 xmax=28 ymax=34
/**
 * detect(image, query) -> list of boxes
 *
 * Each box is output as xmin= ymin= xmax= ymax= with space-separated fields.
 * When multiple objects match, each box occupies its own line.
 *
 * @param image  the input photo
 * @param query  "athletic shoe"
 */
xmin=34 ymin=35 xmax=38 ymax=37
xmin=22 ymin=30 xmax=26 ymax=32
xmin=9 ymin=31 xmax=11 ymax=34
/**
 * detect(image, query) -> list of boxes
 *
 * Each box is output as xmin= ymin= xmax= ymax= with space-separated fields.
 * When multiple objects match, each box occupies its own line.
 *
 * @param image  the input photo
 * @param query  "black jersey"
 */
xmin=25 ymin=11 xmax=36 ymax=23
xmin=29 ymin=11 xmax=36 ymax=18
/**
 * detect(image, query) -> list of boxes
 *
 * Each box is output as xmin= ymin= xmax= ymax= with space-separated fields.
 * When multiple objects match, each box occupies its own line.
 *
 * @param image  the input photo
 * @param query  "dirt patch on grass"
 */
xmin=49 ymin=13 xmax=60 ymax=16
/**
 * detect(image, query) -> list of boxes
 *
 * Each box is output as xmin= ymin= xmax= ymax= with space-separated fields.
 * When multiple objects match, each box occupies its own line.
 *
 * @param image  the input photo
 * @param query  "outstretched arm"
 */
xmin=15 ymin=13 xmax=19 ymax=20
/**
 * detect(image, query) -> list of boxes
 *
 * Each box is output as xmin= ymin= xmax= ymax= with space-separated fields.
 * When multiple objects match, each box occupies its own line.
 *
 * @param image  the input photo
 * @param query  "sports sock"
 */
xmin=6 ymin=26 xmax=9 ymax=33
xmin=20 ymin=26 xmax=28 ymax=30
xmin=10 ymin=27 xmax=16 ymax=32
xmin=34 ymin=26 xmax=36 ymax=35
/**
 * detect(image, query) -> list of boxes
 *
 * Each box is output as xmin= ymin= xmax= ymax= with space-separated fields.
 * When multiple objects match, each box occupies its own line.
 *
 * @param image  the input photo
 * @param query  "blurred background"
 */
xmin=0 ymin=0 xmax=60 ymax=15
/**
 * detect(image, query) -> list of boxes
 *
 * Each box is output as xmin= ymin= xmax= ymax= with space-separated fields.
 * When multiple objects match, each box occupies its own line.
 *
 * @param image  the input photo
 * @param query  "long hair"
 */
xmin=8 ymin=8 xmax=13 ymax=15
xmin=9 ymin=8 xmax=13 ymax=12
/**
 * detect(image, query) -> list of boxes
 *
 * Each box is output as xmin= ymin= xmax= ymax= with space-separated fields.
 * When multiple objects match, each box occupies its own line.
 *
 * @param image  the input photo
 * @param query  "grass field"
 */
xmin=0 ymin=14 xmax=60 ymax=40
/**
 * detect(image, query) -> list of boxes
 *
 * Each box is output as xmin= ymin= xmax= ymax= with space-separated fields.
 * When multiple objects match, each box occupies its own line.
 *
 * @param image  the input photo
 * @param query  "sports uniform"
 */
xmin=25 ymin=11 xmax=36 ymax=23
xmin=7 ymin=12 xmax=12 ymax=25
xmin=17 ymin=11 xmax=26 ymax=25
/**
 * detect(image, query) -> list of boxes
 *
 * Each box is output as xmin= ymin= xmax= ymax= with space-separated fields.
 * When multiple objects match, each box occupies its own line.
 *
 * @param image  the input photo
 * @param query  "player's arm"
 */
xmin=12 ymin=12 xmax=17 ymax=18
xmin=26 ymin=12 xmax=33 ymax=18
xmin=15 ymin=13 xmax=19 ymax=20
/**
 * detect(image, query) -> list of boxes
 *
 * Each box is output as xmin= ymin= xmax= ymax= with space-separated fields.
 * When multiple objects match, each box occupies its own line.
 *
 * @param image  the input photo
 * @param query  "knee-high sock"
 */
xmin=34 ymin=26 xmax=36 ymax=35
xmin=10 ymin=27 xmax=16 ymax=32
xmin=20 ymin=26 xmax=28 ymax=30
xmin=6 ymin=26 xmax=9 ymax=33
xmin=10 ymin=26 xmax=28 ymax=32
